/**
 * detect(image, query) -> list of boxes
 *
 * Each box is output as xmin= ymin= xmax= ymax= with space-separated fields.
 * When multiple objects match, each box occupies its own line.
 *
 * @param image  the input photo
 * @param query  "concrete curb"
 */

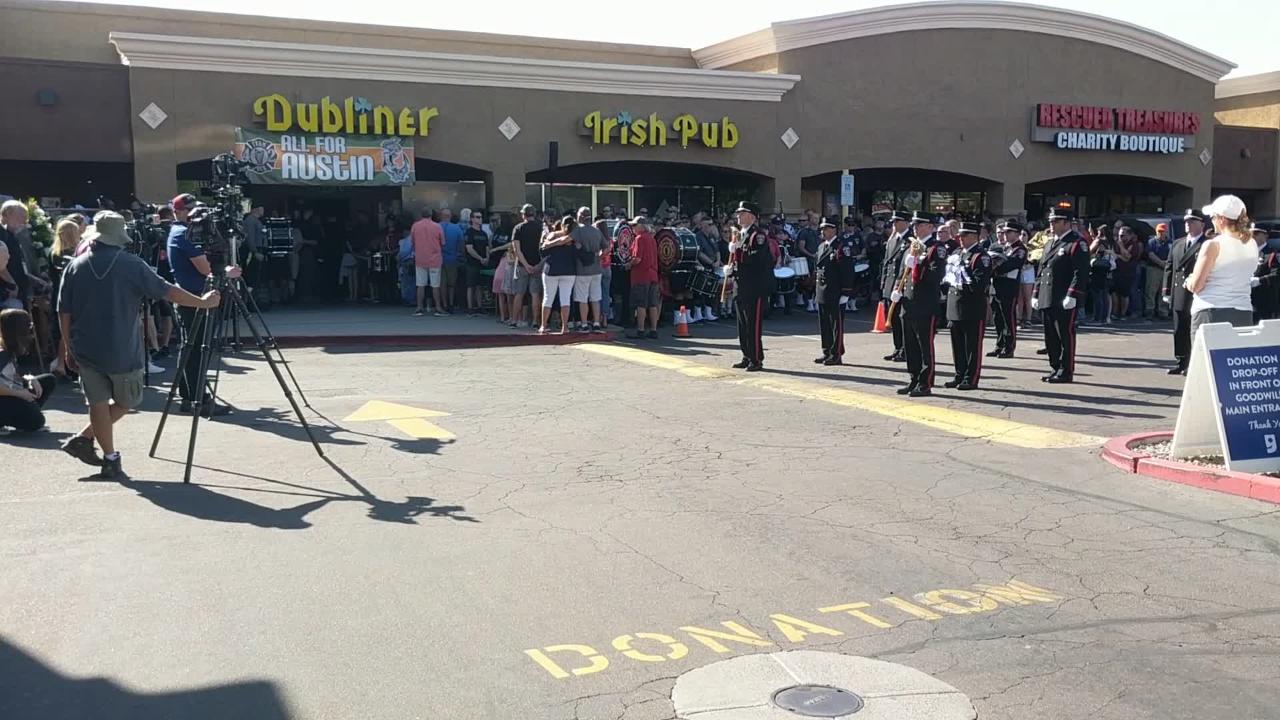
xmin=274 ymin=332 xmax=617 ymax=349
xmin=1101 ymin=431 xmax=1280 ymax=505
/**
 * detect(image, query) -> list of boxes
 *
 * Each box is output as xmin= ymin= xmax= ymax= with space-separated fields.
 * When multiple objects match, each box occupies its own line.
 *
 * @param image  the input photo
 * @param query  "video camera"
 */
xmin=125 ymin=204 xmax=168 ymax=266
xmin=188 ymin=153 xmax=252 ymax=270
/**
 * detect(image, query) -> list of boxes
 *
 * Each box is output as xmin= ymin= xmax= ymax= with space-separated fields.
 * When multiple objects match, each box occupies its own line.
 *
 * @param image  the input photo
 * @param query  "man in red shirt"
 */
xmin=411 ymin=210 xmax=445 ymax=316
xmin=627 ymin=216 xmax=660 ymax=339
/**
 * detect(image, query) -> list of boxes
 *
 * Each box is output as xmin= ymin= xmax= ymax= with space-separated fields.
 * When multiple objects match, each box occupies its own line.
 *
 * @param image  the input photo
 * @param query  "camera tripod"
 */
xmin=149 ymin=272 xmax=323 ymax=482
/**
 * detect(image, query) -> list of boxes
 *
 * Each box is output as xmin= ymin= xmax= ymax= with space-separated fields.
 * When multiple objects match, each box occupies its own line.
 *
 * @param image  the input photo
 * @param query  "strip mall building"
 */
xmin=4 ymin=0 xmax=1277 ymax=222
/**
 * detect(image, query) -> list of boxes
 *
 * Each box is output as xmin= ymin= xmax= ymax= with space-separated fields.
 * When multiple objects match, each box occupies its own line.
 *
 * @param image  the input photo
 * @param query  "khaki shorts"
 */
xmin=79 ymin=364 xmax=144 ymax=408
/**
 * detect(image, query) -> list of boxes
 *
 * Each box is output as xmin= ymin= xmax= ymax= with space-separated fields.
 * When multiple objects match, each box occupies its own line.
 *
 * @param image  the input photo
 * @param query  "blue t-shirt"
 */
xmin=441 ymin=222 xmax=464 ymax=266
xmin=1146 ymin=237 xmax=1172 ymax=263
xmin=167 ymin=223 xmax=207 ymax=294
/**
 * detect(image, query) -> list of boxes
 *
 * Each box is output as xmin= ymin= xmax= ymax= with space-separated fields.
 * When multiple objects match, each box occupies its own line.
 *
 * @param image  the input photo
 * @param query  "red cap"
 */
xmin=171 ymin=193 xmax=197 ymax=212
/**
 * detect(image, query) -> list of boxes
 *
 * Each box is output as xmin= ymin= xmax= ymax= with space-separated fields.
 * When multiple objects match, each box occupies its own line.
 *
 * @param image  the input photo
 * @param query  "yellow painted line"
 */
xmin=386 ymin=417 xmax=456 ymax=440
xmin=578 ymin=344 xmax=1102 ymax=449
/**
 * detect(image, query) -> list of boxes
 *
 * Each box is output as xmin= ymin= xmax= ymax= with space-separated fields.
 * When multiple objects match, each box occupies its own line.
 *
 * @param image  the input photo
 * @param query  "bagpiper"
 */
xmin=987 ymin=220 xmax=1027 ymax=358
xmin=813 ymin=217 xmax=856 ymax=365
xmin=1161 ymin=208 xmax=1208 ymax=375
xmin=728 ymin=201 xmax=774 ymax=372
xmin=1033 ymin=208 xmax=1089 ymax=384
xmin=893 ymin=212 xmax=946 ymax=397
xmin=945 ymin=221 xmax=994 ymax=390
xmin=879 ymin=210 xmax=912 ymax=362
xmin=1252 ymin=223 xmax=1279 ymax=322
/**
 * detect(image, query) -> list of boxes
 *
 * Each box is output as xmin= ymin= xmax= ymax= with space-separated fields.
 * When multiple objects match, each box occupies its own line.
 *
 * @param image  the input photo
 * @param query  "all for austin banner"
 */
xmin=233 ymin=128 xmax=415 ymax=187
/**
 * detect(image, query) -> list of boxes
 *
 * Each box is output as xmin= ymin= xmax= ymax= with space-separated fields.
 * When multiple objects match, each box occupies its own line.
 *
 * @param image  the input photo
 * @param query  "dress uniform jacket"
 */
xmin=903 ymin=235 xmax=947 ymax=318
xmin=946 ymin=245 xmax=994 ymax=322
xmin=991 ymin=241 xmax=1027 ymax=292
xmin=1254 ymin=245 xmax=1280 ymax=320
xmin=815 ymin=236 xmax=856 ymax=304
xmin=1035 ymin=229 xmax=1089 ymax=307
xmin=881 ymin=231 xmax=909 ymax=299
xmin=734 ymin=224 xmax=776 ymax=300
xmin=1161 ymin=234 xmax=1206 ymax=313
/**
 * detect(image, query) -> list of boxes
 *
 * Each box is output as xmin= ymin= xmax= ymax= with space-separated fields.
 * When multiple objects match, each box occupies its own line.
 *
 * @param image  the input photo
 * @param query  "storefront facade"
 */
xmin=1 ymin=0 xmax=1234 ymax=221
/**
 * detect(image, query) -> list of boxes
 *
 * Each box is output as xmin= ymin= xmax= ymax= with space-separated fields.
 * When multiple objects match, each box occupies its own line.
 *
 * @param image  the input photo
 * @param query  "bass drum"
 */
xmin=655 ymin=227 xmax=699 ymax=272
xmin=612 ymin=222 xmax=635 ymax=267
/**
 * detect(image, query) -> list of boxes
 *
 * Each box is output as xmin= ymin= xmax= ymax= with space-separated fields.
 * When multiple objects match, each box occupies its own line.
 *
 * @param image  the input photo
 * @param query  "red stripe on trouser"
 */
xmin=837 ymin=311 xmax=844 ymax=356
xmin=1010 ymin=304 xmax=1017 ymax=345
xmin=927 ymin=317 xmax=936 ymax=387
xmin=1066 ymin=308 xmax=1076 ymax=376
xmin=974 ymin=320 xmax=985 ymax=384
xmin=754 ymin=297 xmax=764 ymax=362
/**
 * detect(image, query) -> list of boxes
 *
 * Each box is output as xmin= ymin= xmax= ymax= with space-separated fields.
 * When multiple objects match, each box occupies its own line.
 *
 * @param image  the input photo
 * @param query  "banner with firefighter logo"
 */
xmin=233 ymin=127 xmax=415 ymax=187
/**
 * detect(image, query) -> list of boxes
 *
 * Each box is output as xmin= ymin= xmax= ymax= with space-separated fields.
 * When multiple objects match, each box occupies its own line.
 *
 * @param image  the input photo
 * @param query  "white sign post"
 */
xmin=1171 ymin=319 xmax=1280 ymax=473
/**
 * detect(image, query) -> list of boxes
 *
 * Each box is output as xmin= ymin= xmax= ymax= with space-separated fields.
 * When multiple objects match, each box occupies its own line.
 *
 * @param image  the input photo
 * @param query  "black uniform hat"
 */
xmin=1046 ymin=207 xmax=1074 ymax=221
xmin=890 ymin=210 xmax=911 ymax=223
xmin=770 ymin=214 xmax=786 ymax=224
xmin=844 ymin=216 xmax=858 ymax=225
xmin=1184 ymin=208 xmax=1208 ymax=222
xmin=999 ymin=220 xmax=1025 ymax=233
xmin=958 ymin=221 xmax=982 ymax=235
xmin=819 ymin=217 xmax=837 ymax=229
xmin=733 ymin=201 xmax=762 ymax=216
xmin=910 ymin=211 xmax=937 ymax=225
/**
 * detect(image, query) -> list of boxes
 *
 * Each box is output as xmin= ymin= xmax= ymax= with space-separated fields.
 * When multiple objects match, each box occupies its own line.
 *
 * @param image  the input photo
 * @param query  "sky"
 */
xmin=58 ymin=0 xmax=1279 ymax=78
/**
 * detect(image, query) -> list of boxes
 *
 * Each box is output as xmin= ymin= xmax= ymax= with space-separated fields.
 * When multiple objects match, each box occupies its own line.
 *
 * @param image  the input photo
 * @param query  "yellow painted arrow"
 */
xmin=343 ymin=400 xmax=455 ymax=440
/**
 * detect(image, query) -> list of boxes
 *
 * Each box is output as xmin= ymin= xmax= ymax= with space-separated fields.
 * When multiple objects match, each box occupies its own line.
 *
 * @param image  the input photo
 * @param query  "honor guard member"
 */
xmin=728 ymin=201 xmax=774 ymax=371
xmin=879 ymin=210 xmax=912 ymax=362
xmin=987 ymin=221 xmax=1027 ymax=358
xmin=1032 ymin=208 xmax=1089 ymax=384
xmin=945 ymin=222 xmax=994 ymax=390
xmin=1251 ymin=223 xmax=1279 ymax=322
xmin=1161 ymin=209 xmax=1208 ymax=375
xmin=813 ymin=217 xmax=856 ymax=365
xmin=893 ymin=212 xmax=946 ymax=397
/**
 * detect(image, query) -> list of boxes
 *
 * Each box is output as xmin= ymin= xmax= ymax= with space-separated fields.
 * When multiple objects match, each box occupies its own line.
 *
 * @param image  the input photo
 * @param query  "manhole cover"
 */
xmin=772 ymin=684 xmax=864 ymax=717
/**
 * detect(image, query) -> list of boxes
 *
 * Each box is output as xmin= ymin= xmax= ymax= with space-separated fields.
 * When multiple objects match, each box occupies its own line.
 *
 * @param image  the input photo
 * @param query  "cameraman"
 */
xmin=242 ymin=203 xmax=266 ymax=289
xmin=58 ymin=211 xmax=221 ymax=478
xmin=152 ymin=206 xmax=177 ymax=355
xmin=166 ymin=194 xmax=241 ymax=416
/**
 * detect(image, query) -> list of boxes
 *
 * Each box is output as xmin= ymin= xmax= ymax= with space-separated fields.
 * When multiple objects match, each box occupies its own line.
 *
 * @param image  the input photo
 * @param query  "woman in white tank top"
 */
xmin=1185 ymin=194 xmax=1260 ymax=343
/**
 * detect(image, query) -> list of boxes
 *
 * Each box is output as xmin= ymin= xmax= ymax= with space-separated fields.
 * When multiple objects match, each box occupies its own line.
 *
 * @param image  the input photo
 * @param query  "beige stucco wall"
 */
xmin=1214 ymin=92 xmax=1280 ymax=215
xmin=775 ymin=28 xmax=1216 ymax=213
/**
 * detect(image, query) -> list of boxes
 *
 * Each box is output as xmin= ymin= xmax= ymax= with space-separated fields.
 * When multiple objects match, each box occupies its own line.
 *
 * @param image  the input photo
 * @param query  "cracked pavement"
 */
xmin=1 ymin=317 xmax=1278 ymax=719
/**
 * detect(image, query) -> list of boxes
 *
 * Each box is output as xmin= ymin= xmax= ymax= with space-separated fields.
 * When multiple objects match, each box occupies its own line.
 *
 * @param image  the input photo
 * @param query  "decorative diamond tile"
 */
xmin=1199 ymin=148 xmax=1213 ymax=166
xmin=498 ymin=116 xmax=521 ymax=141
xmin=139 ymin=102 xmax=168 ymax=130
xmin=1009 ymin=139 xmax=1025 ymax=159
xmin=780 ymin=127 xmax=799 ymax=149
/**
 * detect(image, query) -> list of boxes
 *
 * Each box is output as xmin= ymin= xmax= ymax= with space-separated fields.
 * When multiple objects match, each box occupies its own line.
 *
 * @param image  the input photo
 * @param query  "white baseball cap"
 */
xmin=1202 ymin=194 xmax=1247 ymax=220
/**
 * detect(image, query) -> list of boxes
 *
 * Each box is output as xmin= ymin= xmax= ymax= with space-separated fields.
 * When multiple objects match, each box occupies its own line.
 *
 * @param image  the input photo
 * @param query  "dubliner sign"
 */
xmin=1031 ymin=103 xmax=1201 ymax=155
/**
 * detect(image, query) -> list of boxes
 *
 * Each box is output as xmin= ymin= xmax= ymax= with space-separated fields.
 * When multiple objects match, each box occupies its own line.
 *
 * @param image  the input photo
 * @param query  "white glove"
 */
xmin=1031 ymin=298 xmax=1041 ymax=311
xmin=839 ymin=296 xmax=849 ymax=305
xmin=1251 ymin=277 xmax=1261 ymax=288
xmin=723 ymin=263 xmax=735 ymax=276
xmin=1062 ymin=296 xmax=1077 ymax=310
xmin=1162 ymin=295 xmax=1171 ymax=304
xmin=904 ymin=255 xmax=918 ymax=269
xmin=890 ymin=290 xmax=903 ymax=303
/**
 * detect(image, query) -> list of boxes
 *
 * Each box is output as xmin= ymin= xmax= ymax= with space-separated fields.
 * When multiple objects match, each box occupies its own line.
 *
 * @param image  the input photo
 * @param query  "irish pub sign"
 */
xmin=583 ymin=111 xmax=739 ymax=149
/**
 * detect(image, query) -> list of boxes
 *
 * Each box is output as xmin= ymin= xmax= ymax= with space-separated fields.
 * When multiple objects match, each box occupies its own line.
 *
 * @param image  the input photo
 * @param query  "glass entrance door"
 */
xmin=593 ymin=186 xmax=632 ymax=218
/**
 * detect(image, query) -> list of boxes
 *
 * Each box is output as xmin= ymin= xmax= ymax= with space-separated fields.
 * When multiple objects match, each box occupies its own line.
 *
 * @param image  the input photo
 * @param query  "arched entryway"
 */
xmin=803 ymin=168 xmax=1002 ymax=220
xmin=1025 ymin=174 xmax=1192 ymax=222
xmin=526 ymin=160 xmax=768 ymax=220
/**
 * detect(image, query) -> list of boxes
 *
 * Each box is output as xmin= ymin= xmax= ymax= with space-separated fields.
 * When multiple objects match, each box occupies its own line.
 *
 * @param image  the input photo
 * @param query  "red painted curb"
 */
xmin=1102 ymin=431 xmax=1280 ymax=505
xmin=275 ymin=332 xmax=617 ymax=349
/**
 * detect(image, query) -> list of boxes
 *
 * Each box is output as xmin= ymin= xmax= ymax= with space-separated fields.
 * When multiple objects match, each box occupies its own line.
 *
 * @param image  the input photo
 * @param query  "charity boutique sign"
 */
xmin=1031 ymin=103 xmax=1201 ymax=155
xmin=234 ymin=127 xmax=415 ymax=186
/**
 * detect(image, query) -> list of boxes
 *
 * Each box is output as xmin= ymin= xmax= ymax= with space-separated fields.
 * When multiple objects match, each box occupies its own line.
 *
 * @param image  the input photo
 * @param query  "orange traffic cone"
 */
xmin=675 ymin=306 xmax=691 ymax=338
xmin=871 ymin=302 xmax=888 ymax=333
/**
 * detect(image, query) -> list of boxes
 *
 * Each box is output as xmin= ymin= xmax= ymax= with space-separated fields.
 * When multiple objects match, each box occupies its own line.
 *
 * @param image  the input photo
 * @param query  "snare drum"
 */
xmin=612 ymin=223 xmax=635 ymax=266
xmin=690 ymin=268 xmax=724 ymax=302
xmin=667 ymin=265 xmax=696 ymax=294
xmin=789 ymin=257 xmax=811 ymax=276
xmin=854 ymin=262 xmax=871 ymax=274
xmin=773 ymin=266 xmax=797 ymax=295
xmin=656 ymin=227 xmax=699 ymax=272
xmin=371 ymin=252 xmax=389 ymax=273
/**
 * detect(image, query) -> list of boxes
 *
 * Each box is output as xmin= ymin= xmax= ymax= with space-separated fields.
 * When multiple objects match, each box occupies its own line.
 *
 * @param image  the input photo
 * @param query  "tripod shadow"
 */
xmin=227 ymin=405 xmax=364 ymax=448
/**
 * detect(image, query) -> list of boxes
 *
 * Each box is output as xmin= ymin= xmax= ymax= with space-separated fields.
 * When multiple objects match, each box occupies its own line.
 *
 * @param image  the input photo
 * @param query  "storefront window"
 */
xmin=871 ymin=191 xmax=896 ymax=213
xmin=897 ymin=191 xmax=922 ymax=213
xmin=547 ymin=184 xmax=590 ymax=216
xmin=1133 ymin=195 xmax=1165 ymax=214
xmin=525 ymin=183 xmax=545 ymax=210
xmin=955 ymin=192 xmax=984 ymax=217
xmin=928 ymin=192 xmax=954 ymax=214
xmin=1109 ymin=194 xmax=1134 ymax=214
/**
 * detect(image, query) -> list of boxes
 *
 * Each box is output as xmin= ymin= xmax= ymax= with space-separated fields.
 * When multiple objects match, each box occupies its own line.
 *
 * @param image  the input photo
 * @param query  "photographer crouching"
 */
xmin=58 ymin=211 xmax=221 ymax=478
xmin=166 ymin=194 xmax=242 ymax=416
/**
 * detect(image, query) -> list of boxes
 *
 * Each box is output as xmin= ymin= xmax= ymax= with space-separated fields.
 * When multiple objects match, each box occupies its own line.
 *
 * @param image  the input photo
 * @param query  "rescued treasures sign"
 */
xmin=582 ymin=111 xmax=739 ymax=149
xmin=1031 ymin=103 xmax=1200 ymax=155
xmin=234 ymin=127 xmax=415 ymax=186
xmin=252 ymin=94 xmax=439 ymax=137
